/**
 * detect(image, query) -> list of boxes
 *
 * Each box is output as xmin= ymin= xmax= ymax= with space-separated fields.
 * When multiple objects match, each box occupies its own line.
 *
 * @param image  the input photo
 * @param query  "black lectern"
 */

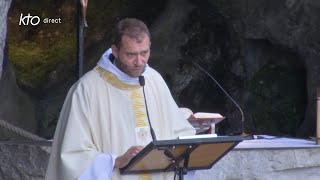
xmin=120 ymin=136 xmax=251 ymax=179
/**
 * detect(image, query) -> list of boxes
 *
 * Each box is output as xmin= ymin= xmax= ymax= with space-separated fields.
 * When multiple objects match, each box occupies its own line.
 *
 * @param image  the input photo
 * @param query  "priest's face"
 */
xmin=111 ymin=34 xmax=151 ymax=77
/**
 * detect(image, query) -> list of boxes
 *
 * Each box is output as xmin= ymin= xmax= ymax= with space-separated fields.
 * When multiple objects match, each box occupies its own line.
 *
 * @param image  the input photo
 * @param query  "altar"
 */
xmin=195 ymin=135 xmax=320 ymax=180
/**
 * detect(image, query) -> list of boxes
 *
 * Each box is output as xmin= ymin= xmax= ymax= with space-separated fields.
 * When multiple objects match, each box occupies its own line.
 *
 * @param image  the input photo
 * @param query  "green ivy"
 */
xmin=9 ymin=35 xmax=76 ymax=87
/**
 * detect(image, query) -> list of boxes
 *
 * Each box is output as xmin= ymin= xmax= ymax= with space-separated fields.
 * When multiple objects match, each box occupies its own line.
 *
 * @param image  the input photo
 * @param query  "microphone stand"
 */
xmin=139 ymin=76 xmax=157 ymax=141
xmin=191 ymin=61 xmax=248 ymax=136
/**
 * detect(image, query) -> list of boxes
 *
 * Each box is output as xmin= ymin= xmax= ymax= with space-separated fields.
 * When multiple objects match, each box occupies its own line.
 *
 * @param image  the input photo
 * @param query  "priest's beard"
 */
xmin=114 ymin=58 xmax=146 ymax=78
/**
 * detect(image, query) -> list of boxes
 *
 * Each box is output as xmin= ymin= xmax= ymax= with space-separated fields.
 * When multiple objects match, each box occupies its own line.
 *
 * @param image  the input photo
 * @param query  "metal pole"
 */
xmin=317 ymin=88 xmax=320 ymax=144
xmin=77 ymin=0 xmax=84 ymax=79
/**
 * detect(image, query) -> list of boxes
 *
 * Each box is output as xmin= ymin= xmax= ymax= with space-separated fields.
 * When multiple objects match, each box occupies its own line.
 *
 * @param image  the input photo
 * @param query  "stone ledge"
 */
xmin=0 ymin=143 xmax=49 ymax=180
xmin=195 ymin=138 xmax=320 ymax=180
xmin=1 ymin=138 xmax=320 ymax=180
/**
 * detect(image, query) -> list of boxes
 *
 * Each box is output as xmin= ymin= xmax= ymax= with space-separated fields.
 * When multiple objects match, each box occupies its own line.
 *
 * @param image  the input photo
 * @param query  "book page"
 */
xmin=178 ymin=134 xmax=218 ymax=139
xmin=193 ymin=112 xmax=223 ymax=119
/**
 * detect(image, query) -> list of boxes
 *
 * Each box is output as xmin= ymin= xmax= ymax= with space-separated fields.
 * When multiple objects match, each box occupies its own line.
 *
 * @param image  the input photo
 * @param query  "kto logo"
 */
xmin=19 ymin=13 xmax=40 ymax=26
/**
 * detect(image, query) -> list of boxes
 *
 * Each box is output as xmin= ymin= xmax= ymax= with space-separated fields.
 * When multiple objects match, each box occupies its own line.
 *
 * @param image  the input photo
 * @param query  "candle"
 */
xmin=317 ymin=88 xmax=320 ymax=144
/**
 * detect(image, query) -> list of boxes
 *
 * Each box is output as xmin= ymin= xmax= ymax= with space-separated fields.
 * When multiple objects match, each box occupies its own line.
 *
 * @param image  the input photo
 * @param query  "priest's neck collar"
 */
xmin=96 ymin=48 xmax=149 ymax=89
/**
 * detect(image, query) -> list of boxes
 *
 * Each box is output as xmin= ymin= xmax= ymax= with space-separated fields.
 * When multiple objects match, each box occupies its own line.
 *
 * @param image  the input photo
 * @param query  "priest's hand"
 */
xmin=114 ymin=146 xmax=144 ymax=169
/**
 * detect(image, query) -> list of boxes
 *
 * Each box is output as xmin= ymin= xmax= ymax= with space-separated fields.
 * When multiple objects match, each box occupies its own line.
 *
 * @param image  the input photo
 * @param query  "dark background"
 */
xmin=1 ymin=0 xmax=320 ymax=140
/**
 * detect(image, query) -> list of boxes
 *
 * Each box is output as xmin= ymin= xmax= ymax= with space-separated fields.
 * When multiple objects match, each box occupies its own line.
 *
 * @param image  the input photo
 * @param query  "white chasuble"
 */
xmin=45 ymin=65 xmax=195 ymax=180
xmin=130 ymin=89 xmax=153 ymax=146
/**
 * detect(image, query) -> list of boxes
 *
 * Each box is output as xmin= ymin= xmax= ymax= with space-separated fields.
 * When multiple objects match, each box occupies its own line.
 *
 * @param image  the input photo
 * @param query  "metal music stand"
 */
xmin=120 ymin=136 xmax=252 ymax=180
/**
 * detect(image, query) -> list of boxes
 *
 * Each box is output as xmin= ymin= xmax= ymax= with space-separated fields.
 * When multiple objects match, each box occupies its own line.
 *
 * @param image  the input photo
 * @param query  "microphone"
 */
xmin=189 ymin=61 xmax=247 ymax=136
xmin=109 ymin=53 xmax=116 ymax=62
xmin=139 ymin=76 xmax=157 ymax=141
xmin=139 ymin=75 xmax=145 ymax=86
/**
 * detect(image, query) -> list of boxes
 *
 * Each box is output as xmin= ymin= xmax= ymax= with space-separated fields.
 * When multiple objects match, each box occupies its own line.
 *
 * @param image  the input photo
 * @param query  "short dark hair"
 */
xmin=113 ymin=18 xmax=150 ymax=48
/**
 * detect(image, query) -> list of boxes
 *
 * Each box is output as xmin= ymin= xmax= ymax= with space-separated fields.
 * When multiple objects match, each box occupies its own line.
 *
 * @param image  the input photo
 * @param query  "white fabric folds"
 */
xmin=45 ymin=48 xmax=195 ymax=180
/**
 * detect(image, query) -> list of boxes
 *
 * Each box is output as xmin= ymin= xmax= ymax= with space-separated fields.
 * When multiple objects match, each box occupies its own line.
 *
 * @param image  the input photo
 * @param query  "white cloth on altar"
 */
xmin=45 ymin=49 xmax=195 ymax=180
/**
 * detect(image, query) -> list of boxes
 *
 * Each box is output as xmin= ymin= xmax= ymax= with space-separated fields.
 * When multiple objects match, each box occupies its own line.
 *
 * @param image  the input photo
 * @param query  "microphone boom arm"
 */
xmin=191 ymin=61 xmax=245 ymax=135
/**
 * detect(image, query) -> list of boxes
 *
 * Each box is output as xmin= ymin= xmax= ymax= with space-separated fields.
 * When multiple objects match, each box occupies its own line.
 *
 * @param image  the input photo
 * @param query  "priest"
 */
xmin=45 ymin=18 xmax=195 ymax=180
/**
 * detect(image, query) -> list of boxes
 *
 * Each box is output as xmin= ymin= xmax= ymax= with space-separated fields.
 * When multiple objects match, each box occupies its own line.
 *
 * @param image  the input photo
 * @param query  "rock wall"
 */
xmin=0 ymin=0 xmax=11 ymax=80
xmin=242 ymin=0 xmax=320 ymax=136
xmin=157 ymin=0 xmax=320 ymax=137
xmin=0 ymin=143 xmax=49 ymax=180
xmin=0 ymin=0 xmax=38 ymax=140
xmin=3 ymin=0 xmax=320 ymax=139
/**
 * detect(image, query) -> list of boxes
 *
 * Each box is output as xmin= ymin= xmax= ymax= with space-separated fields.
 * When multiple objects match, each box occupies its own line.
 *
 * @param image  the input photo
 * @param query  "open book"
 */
xmin=180 ymin=108 xmax=225 ymax=134
xmin=180 ymin=108 xmax=225 ymax=122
